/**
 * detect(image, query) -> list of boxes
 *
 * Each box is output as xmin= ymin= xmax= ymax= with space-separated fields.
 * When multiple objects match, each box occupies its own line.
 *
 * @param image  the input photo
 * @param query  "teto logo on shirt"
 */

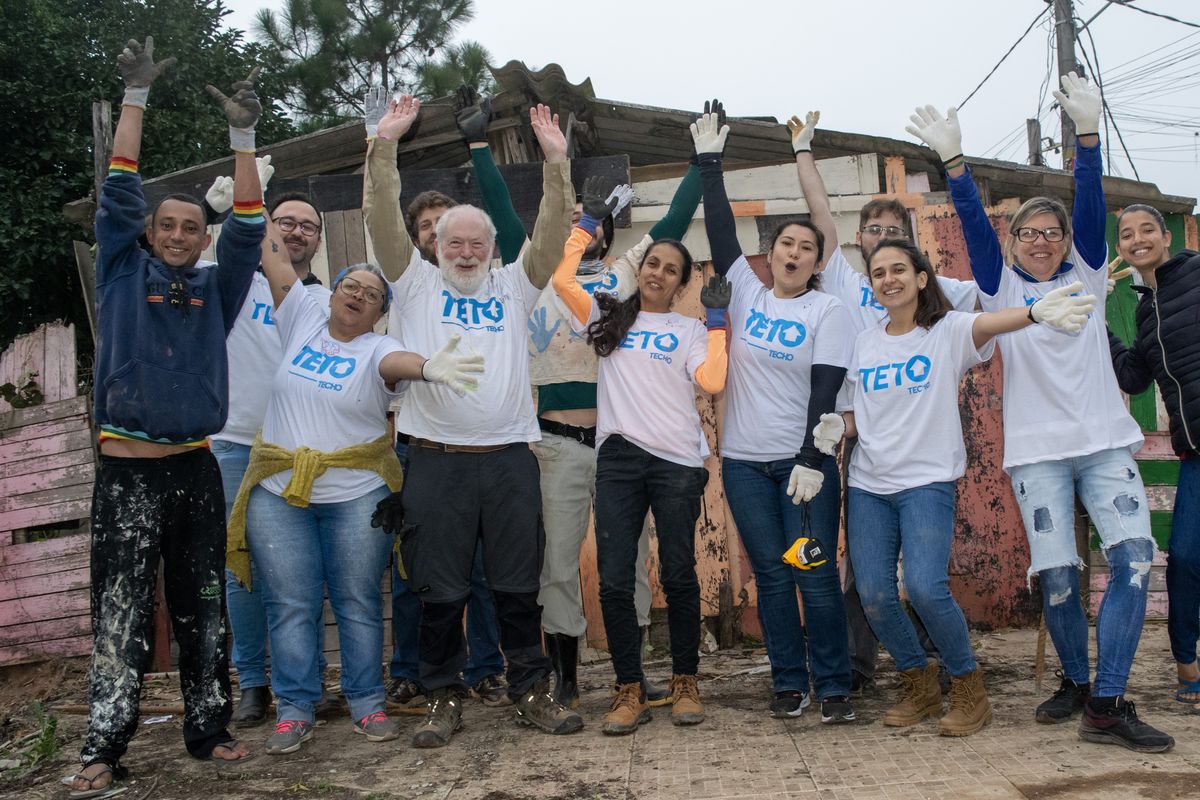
xmin=859 ymin=286 xmax=886 ymax=312
xmin=582 ymin=272 xmax=619 ymax=297
xmin=251 ymin=300 xmax=275 ymax=326
xmin=621 ymin=329 xmax=679 ymax=364
xmin=288 ymin=339 xmax=355 ymax=392
xmin=741 ymin=308 xmax=807 ymax=362
xmin=441 ymin=290 xmax=505 ymax=332
xmin=859 ymin=355 xmax=932 ymax=395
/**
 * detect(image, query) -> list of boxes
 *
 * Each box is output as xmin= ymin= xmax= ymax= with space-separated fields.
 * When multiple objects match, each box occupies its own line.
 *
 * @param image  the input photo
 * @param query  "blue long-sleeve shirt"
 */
xmin=93 ymin=168 xmax=264 ymax=443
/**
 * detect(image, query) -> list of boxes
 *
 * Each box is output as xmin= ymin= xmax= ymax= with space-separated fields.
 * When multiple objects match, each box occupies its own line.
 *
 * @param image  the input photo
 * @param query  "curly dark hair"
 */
xmin=587 ymin=239 xmax=693 ymax=357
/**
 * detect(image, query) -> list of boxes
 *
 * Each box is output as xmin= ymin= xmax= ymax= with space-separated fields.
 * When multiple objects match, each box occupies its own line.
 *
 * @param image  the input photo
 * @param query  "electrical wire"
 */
xmin=1078 ymin=17 xmax=1142 ymax=179
xmin=1105 ymin=0 xmax=1200 ymax=30
xmin=958 ymin=3 xmax=1052 ymax=109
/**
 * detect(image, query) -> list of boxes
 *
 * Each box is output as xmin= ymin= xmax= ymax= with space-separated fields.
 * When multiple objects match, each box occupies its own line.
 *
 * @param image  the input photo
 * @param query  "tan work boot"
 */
xmin=669 ymin=674 xmax=705 ymax=726
xmin=884 ymin=663 xmax=942 ymax=727
xmin=603 ymin=681 xmax=651 ymax=735
xmin=938 ymin=669 xmax=993 ymax=736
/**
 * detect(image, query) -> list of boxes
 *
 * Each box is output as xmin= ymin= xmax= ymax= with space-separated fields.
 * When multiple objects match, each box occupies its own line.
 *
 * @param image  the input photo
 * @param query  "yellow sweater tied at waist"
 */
xmin=226 ymin=432 xmax=404 ymax=589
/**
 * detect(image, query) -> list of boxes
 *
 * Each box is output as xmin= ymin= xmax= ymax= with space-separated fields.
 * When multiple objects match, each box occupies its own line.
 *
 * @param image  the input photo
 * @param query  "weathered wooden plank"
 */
xmin=0 ymin=447 xmax=94 ymax=482
xmin=0 ymin=562 xmax=92 ymax=601
xmin=0 ymin=634 xmax=93 ymax=667
xmin=1088 ymin=568 xmax=1168 ymax=593
xmin=0 ymin=396 xmax=88 ymax=431
xmin=341 ymin=209 xmax=367 ymax=266
xmin=0 ymin=614 xmax=91 ymax=648
xmin=0 ymin=428 xmax=93 ymax=463
xmin=0 ymin=330 xmax=41 ymax=414
xmin=0 ymin=585 xmax=91 ymax=626
xmin=323 ymin=211 xmax=349 ymax=274
xmin=1135 ymin=431 xmax=1175 ymax=460
xmin=1146 ymin=485 xmax=1177 ymax=512
xmin=0 ymin=547 xmax=88 ymax=583
xmin=0 ymin=414 xmax=93 ymax=444
xmin=0 ymin=497 xmax=91 ymax=532
xmin=0 ymin=482 xmax=93 ymax=515
xmin=0 ymin=462 xmax=94 ymax=500
xmin=40 ymin=324 xmax=76 ymax=404
xmin=0 ymin=534 xmax=88 ymax=566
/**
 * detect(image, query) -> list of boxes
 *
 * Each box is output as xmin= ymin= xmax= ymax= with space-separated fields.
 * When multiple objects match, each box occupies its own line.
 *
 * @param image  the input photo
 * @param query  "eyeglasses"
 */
xmin=337 ymin=276 xmax=384 ymax=305
xmin=1014 ymin=226 xmax=1065 ymax=243
xmin=273 ymin=217 xmax=321 ymax=236
xmin=860 ymin=225 xmax=907 ymax=237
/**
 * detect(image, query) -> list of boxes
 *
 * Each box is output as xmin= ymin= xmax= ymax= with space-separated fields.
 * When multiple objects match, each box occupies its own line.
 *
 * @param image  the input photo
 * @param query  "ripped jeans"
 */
xmin=1010 ymin=446 xmax=1156 ymax=697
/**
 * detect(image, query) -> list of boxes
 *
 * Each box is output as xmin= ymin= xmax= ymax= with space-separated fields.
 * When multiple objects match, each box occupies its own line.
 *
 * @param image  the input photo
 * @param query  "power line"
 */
xmin=959 ymin=3 xmax=1052 ymax=109
xmin=1105 ymin=0 xmax=1200 ymax=30
xmin=1078 ymin=17 xmax=1141 ymax=180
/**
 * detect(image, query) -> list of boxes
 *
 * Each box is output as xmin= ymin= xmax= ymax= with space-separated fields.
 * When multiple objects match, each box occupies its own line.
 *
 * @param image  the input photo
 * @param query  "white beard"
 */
xmin=440 ymin=257 xmax=489 ymax=295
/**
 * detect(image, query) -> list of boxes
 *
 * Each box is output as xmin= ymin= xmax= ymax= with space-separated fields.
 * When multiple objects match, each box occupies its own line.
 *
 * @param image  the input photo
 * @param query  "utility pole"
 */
xmin=1053 ymin=0 xmax=1080 ymax=168
xmin=1027 ymin=118 xmax=1044 ymax=167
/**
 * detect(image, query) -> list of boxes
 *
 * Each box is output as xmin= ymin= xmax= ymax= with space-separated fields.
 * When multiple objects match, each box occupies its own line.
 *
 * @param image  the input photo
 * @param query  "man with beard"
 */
xmin=363 ymin=95 xmax=579 ymax=747
xmin=211 ymin=187 xmax=336 ymax=728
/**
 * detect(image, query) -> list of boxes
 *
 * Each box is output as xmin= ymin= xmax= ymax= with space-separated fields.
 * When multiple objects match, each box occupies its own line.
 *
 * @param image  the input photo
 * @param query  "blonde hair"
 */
xmin=1004 ymin=196 xmax=1070 ymax=265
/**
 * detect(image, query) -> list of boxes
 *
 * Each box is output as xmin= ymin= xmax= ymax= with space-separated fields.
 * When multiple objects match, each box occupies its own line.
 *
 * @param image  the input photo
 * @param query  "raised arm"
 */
xmin=1054 ymin=72 xmax=1106 ymax=268
xmin=260 ymin=222 xmax=296 ymax=308
xmin=522 ymin=104 xmax=573 ymax=289
xmin=454 ymin=85 xmax=527 ymax=264
xmin=971 ymin=281 xmax=1096 ymax=349
xmin=789 ymin=111 xmax=839 ymax=262
xmin=551 ymin=225 xmax=606 ymax=326
xmin=691 ymin=108 xmax=739 ymax=276
xmin=908 ymin=105 xmax=1004 ymax=296
xmin=363 ymin=93 xmax=420 ymax=281
xmin=693 ymin=274 xmax=730 ymax=393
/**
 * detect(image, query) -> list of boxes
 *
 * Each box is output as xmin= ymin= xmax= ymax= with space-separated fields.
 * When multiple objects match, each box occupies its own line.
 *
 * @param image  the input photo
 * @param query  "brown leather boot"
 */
xmin=884 ymin=663 xmax=942 ymax=727
xmin=603 ymin=682 xmax=651 ymax=735
xmin=669 ymin=674 xmax=705 ymax=726
xmin=938 ymin=669 xmax=992 ymax=736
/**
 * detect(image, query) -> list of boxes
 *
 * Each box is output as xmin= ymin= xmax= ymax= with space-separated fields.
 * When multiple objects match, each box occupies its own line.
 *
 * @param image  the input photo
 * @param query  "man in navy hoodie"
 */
xmin=71 ymin=36 xmax=265 ymax=797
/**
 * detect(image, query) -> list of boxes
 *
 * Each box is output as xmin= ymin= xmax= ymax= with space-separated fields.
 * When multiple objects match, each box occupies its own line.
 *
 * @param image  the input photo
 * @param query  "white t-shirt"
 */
xmin=389 ymin=251 xmax=542 ymax=445
xmin=979 ymin=249 xmax=1143 ymax=469
xmin=721 ymin=255 xmax=853 ymax=461
xmin=259 ymin=284 xmax=404 ymax=503
xmin=214 ymin=273 xmax=332 ymax=446
xmin=846 ymin=311 xmax=994 ymax=494
xmin=822 ymin=247 xmax=978 ymax=334
xmin=570 ymin=304 xmax=712 ymax=468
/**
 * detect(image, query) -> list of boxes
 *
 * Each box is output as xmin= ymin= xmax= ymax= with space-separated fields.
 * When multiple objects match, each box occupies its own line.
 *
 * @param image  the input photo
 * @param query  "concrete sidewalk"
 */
xmin=11 ymin=624 xmax=1200 ymax=799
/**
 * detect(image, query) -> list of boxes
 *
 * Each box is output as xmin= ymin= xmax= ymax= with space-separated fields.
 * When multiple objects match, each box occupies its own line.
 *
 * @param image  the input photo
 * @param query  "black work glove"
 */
xmin=454 ymin=84 xmax=492 ymax=144
xmin=371 ymin=491 xmax=404 ymax=535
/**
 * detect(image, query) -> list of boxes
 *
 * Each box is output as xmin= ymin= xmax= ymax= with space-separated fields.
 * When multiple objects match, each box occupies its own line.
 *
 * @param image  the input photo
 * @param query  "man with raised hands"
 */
xmin=367 ymin=96 xmax=580 ymax=747
xmin=73 ymin=37 xmax=264 ymax=797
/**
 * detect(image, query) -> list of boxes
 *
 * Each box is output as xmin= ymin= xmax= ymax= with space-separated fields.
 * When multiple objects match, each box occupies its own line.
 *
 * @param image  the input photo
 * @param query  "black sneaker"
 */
xmin=472 ymin=674 xmax=512 ymax=707
xmin=769 ymin=690 xmax=811 ymax=719
xmin=1036 ymin=671 xmax=1090 ymax=724
xmin=1079 ymin=697 xmax=1174 ymax=753
xmin=387 ymin=678 xmax=427 ymax=715
xmin=820 ymin=695 xmax=856 ymax=724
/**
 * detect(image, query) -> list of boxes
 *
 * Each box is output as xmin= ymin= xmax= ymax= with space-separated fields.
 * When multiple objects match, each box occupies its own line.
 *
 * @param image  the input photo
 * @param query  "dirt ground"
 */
xmin=2 ymin=624 xmax=1198 ymax=800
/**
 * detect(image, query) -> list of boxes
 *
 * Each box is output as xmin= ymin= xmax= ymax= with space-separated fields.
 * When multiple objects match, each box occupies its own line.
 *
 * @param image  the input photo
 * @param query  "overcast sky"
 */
xmin=222 ymin=0 xmax=1200 ymax=204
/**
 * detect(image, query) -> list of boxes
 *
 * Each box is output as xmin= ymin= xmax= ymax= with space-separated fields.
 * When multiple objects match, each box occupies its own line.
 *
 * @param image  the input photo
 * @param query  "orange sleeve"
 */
xmin=550 ymin=226 xmax=596 ymax=324
xmin=693 ymin=328 xmax=728 ymax=393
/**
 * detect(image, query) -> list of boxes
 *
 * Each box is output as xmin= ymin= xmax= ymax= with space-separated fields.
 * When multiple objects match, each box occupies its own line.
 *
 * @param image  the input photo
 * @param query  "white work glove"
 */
xmin=605 ymin=185 xmax=635 ymax=218
xmin=1053 ymin=71 xmax=1102 ymax=137
xmin=786 ymin=464 xmax=824 ymax=505
xmin=421 ymin=334 xmax=485 ymax=395
xmin=689 ymin=111 xmax=729 ymax=156
xmin=1030 ymin=281 xmax=1096 ymax=334
xmin=787 ymin=110 xmax=819 ymax=154
xmin=256 ymin=154 xmax=275 ymax=192
xmin=905 ymin=105 xmax=963 ymax=164
xmin=364 ymin=85 xmax=387 ymax=139
xmin=812 ymin=413 xmax=845 ymax=456
xmin=204 ymin=175 xmax=234 ymax=214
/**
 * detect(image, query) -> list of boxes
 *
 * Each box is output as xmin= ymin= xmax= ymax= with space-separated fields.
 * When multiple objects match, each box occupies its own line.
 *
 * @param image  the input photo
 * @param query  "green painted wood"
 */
xmin=1138 ymin=459 xmax=1180 ymax=485
xmin=1090 ymin=510 xmax=1171 ymax=552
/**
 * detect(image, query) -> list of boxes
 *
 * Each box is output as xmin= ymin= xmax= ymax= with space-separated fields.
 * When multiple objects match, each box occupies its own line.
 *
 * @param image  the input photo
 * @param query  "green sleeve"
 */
xmin=649 ymin=164 xmax=702 ymax=241
xmin=469 ymin=144 xmax=528 ymax=264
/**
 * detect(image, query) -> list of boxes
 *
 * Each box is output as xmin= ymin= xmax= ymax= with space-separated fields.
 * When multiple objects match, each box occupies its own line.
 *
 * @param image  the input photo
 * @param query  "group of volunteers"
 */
xmin=69 ymin=33 xmax=1198 ymax=799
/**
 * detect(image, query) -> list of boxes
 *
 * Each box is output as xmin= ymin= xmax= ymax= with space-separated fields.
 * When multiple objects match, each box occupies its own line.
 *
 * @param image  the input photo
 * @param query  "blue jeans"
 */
xmin=1010 ymin=447 xmax=1155 ymax=697
xmin=847 ymin=482 xmax=977 ymax=677
xmin=388 ymin=439 xmax=503 ymax=686
xmin=1168 ymin=456 xmax=1200 ymax=666
xmin=246 ymin=484 xmax=392 ymax=723
xmin=722 ymin=456 xmax=851 ymax=698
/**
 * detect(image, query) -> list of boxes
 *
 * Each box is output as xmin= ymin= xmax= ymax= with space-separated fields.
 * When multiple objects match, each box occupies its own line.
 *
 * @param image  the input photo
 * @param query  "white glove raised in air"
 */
xmin=605 ymin=185 xmax=636 ymax=218
xmin=812 ymin=413 xmax=845 ymax=456
xmin=1053 ymin=71 xmax=1102 ymax=137
xmin=786 ymin=464 xmax=824 ymax=505
xmin=364 ymin=86 xmax=387 ymax=139
xmin=1030 ymin=281 xmax=1096 ymax=334
xmin=905 ymin=105 xmax=963 ymax=164
xmin=787 ymin=110 xmax=820 ymax=154
xmin=421 ymin=334 xmax=485 ymax=395
xmin=256 ymin=154 xmax=275 ymax=192
xmin=689 ymin=112 xmax=729 ymax=156
xmin=204 ymin=175 xmax=234 ymax=214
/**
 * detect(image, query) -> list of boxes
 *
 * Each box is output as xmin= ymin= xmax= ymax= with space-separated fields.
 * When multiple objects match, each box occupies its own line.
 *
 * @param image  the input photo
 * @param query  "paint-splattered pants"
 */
xmin=1010 ymin=446 xmax=1155 ymax=697
xmin=81 ymin=450 xmax=233 ymax=768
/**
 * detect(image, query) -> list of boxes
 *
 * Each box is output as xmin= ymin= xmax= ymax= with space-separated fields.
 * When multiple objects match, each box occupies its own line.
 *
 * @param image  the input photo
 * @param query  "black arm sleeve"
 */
xmin=697 ymin=154 xmax=741 ymax=277
xmin=1108 ymin=326 xmax=1155 ymax=396
xmin=795 ymin=364 xmax=848 ymax=469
